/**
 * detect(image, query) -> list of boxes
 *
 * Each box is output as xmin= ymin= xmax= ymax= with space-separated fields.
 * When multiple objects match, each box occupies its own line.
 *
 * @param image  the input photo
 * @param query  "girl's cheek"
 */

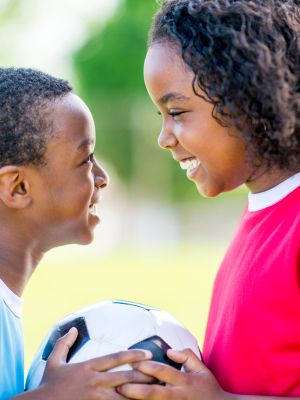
xmin=176 ymin=124 xmax=195 ymax=146
xmin=174 ymin=121 xmax=185 ymax=139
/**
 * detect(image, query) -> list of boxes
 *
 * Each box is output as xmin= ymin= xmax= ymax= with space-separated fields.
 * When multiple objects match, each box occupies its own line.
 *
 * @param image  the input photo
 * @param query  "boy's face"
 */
xmin=28 ymin=93 xmax=108 ymax=247
xmin=144 ymin=43 xmax=254 ymax=197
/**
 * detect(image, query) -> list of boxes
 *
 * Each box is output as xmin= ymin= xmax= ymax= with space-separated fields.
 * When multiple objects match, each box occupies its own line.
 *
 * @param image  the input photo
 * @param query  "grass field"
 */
xmin=23 ymin=243 xmax=226 ymax=373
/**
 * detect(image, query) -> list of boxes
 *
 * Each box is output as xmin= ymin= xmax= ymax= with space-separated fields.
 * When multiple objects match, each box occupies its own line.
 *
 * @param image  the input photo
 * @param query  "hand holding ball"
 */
xmin=26 ymin=300 xmax=201 ymax=390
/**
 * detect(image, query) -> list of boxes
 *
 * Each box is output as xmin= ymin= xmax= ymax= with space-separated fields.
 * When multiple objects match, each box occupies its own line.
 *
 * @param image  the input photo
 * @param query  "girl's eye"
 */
xmin=156 ymin=109 xmax=186 ymax=118
xmin=168 ymin=110 xmax=185 ymax=118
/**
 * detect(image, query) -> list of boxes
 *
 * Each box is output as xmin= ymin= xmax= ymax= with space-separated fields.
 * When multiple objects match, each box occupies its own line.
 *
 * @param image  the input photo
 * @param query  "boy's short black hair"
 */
xmin=0 ymin=67 xmax=72 ymax=168
xmin=150 ymin=0 xmax=300 ymax=171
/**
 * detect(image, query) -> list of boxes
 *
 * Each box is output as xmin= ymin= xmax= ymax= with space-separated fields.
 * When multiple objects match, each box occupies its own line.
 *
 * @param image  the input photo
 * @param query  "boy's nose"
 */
xmin=95 ymin=174 xmax=108 ymax=189
xmin=158 ymin=125 xmax=178 ymax=149
xmin=94 ymin=163 xmax=109 ymax=189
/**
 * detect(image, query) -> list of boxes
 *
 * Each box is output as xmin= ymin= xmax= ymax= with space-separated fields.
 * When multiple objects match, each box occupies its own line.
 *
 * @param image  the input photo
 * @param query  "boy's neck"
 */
xmin=0 ymin=228 xmax=45 ymax=296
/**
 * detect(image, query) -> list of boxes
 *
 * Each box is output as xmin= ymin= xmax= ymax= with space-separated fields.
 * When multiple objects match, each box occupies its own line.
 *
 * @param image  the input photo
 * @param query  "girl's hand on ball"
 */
xmin=119 ymin=348 xmax=231 ymax=400
xmin=39 ymin=327 xmax=154 ymax=400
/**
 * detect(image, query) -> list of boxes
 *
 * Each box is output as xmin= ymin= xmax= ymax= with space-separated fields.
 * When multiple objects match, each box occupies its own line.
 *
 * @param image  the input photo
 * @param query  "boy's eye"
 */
xmin=82 ymin=153 xmax=94 ymax=165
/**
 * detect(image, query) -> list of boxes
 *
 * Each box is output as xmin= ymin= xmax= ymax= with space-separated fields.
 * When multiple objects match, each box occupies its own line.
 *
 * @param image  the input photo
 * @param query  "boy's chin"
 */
xmin=76 ymin=229 xmax=96 ymax=245
xmin=65 ymin=228 xmax=96 ymax=247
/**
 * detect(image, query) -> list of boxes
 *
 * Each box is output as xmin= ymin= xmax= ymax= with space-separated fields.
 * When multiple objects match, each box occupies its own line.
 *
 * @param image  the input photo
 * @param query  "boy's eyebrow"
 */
xmin=159 ymin=92 xmax=190 ymax=104
xmin=77 ymin=138 xmax=94 ymax=150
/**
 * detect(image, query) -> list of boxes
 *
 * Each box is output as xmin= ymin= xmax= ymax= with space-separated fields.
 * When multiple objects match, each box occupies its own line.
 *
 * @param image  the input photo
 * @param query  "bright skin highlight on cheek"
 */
xmin=144 ymin=43 xmax=253 ymax=197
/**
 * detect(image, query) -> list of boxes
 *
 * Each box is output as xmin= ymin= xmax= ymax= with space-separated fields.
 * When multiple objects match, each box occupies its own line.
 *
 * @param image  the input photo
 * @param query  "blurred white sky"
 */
xmin=0 ymin=0 xmax=119 ymax=78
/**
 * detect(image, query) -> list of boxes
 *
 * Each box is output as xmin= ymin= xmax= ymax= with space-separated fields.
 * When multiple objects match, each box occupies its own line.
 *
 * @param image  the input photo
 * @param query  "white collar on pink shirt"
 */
xmin=248 ymin=172 xmax=300 ymax=212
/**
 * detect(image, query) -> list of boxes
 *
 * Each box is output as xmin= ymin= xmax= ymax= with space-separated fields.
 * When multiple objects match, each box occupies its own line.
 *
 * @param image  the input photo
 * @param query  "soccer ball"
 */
xmin=26 ymin=300 xmax=201 ymax=390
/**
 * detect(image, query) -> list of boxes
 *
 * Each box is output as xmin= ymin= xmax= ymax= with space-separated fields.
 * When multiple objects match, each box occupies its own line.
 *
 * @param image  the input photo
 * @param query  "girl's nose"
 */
xmin=158 ymin=125 xmax=178 ymax=149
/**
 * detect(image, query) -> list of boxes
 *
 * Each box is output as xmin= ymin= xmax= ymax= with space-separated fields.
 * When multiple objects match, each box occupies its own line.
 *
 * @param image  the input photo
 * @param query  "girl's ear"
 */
xmin=0 ymin=166 xmax=32 ymax=208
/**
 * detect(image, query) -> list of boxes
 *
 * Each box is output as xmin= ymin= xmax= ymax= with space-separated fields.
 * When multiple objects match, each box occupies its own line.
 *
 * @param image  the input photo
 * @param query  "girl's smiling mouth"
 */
xmin=179 ymin=157 xmax=201 ymax=177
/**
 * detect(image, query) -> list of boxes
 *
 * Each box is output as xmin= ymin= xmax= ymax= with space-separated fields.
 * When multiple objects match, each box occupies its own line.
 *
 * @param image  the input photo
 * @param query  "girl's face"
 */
xmin=144 ymin=42 xmax=254 ymax=197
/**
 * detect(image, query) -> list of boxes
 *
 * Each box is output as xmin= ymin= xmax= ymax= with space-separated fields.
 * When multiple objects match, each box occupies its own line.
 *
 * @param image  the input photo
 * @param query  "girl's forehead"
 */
xmin=144 ymin=43 xmax=194 ymax=97
xmin=145 ymin=43 xmax=184 ymax=74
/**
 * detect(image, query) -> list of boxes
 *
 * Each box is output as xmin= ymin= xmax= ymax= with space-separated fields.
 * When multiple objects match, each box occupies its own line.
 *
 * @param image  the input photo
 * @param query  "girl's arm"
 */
xmin=118 ymin=349 xmax=300 ymax=400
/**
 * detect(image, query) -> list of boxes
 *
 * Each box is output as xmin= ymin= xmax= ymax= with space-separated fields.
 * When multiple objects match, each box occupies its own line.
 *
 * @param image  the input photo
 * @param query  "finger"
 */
xmin=89 ymin=350 xmax=152 ymax=372
xmin=48 ymin=327 xmax=78 ymax=365
xmin=132 ymin=360 xmax=183 ymax=386
xmin=118 ymin=383 xmax=172 ymax=400
xmin=96 ymin=369 xmax=156 ymax=388
xmin=167 ymin=349 xmax=204 ymax=373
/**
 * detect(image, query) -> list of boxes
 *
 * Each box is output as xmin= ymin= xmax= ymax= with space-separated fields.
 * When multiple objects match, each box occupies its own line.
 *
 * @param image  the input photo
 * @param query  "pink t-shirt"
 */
xmin=203 ymin=174 xmax=300 ymax=395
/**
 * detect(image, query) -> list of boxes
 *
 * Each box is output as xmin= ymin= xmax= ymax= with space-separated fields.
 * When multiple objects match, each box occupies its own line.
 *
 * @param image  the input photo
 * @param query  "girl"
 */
xmin=118 ymin=0 xmax=300 ymax=399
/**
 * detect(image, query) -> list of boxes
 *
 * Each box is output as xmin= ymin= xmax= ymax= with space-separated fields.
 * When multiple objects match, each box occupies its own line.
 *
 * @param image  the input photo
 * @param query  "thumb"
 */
xmin=167 ymin=348 xmax=205 ymax=373
xmin=48 ymin=327 xmax=78 ymax=366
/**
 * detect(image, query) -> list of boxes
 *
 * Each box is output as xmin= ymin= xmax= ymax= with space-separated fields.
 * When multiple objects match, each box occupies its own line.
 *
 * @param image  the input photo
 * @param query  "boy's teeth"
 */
xmin=179 ymin=158 xmax=200 ymax=172
xmin=89 ymin=204 xmax=98 ymax=215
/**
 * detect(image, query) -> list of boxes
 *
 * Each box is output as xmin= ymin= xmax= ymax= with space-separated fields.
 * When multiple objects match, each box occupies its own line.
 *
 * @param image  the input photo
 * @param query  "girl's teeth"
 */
xmin=179 ymin=158 xmax=200 ymax=172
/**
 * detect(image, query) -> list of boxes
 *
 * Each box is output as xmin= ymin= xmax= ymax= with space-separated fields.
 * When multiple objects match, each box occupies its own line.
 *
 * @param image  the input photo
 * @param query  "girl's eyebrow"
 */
xmin=159 ymin=92 xmax=190 ymax=105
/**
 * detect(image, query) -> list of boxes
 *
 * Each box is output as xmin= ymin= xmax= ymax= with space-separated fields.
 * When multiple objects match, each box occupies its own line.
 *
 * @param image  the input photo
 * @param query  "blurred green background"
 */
xmin=0 ymin=0 xmax=247 ymax=372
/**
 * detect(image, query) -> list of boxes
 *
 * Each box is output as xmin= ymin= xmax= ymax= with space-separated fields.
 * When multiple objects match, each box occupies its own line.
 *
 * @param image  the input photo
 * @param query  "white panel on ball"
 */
xmin=26 ymin=300 xmax=201 ymax=390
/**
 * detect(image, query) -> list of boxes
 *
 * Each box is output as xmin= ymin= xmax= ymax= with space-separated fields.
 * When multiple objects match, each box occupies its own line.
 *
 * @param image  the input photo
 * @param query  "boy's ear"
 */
xmin=0 ymin=166 xmax=32 ymax=208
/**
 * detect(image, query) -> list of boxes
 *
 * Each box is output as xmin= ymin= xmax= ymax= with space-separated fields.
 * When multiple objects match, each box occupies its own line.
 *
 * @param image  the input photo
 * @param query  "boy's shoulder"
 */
xmin=0 ymin=279 xmax=23 ymax=317
xmin=0 ymin=281 xmax=24 ymax=399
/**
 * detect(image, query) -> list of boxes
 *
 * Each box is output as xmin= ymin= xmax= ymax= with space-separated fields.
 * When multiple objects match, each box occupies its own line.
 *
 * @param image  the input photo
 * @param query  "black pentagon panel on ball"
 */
xmin=129 ymin=335 xmax=182 ymax=370
xmin=42 ymin=317 xmax=90 ymax=362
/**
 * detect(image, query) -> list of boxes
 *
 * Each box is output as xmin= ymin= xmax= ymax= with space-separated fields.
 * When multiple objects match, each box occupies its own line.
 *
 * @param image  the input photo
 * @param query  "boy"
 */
xmin=0 ymin=67 xmax=151 ymax=400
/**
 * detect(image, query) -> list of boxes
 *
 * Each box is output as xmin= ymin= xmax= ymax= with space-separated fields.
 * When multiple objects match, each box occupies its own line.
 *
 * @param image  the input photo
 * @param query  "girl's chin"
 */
xmin=194 ymin=181 xmax=223 ymax=198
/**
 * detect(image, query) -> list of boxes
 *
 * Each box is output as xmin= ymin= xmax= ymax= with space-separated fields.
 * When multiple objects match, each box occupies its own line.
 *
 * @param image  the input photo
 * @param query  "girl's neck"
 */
xmin=246 ymin=167 xmax=299 ymax=194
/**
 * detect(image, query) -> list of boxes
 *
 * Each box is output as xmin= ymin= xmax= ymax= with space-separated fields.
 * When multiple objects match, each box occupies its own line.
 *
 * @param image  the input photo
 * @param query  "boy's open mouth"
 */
xmin=89 ymin=203 xmax=98 ymax=216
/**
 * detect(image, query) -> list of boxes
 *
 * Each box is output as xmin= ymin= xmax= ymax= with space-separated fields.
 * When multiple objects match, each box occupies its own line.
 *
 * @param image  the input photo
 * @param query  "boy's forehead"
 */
xmin=53 ymin=94 xmax=93 ymax=130
xmin=51 ymin=93 xmax=91 ymax=120
xmin=46 ymin=93 xmax=95 ymax=149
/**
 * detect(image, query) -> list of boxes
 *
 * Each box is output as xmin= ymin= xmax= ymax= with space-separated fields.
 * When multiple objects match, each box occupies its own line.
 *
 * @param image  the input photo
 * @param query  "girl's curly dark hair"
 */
xmin=150 ymin=0 xmax=300 ymax=171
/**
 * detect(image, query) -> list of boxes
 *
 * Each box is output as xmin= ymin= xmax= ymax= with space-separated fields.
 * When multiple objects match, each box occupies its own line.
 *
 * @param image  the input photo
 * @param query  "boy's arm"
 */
xmin=12 ymin=328 xmax=153 ymax=400
xmin=118 ymin=349 xmax=300 ymax=400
